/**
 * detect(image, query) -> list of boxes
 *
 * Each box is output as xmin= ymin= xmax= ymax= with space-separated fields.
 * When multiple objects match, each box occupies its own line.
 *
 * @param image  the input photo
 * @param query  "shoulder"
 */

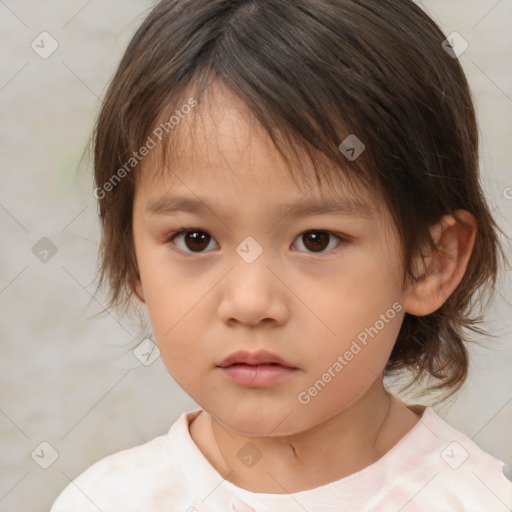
xmin=386 ymin=406 xmax=512 ymax=511
xmin=50 ymin=412 xmax=196 ymax=512
xmin=422 ymin=406 xmax=509 ymax=471
xmin=50 ymin=434 xmax=168 ymax=511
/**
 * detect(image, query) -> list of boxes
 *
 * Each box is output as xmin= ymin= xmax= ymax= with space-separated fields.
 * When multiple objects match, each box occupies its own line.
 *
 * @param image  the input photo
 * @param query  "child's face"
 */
xmin=132 ymin=86 xmax=411 ymax=436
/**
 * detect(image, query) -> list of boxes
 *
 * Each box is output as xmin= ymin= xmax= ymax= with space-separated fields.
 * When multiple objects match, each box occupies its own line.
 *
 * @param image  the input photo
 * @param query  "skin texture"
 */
xmin=132 ymin=83 xmax=477 ymax=493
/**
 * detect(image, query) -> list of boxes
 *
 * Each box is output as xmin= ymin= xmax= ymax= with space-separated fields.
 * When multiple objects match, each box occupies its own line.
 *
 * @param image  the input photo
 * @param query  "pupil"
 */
xmin=182 ymin=231 xmax=329 ymax=252
xmin=304 ymin=231 xmax=328 ymax=252
xmin=185 ymin=231 xmax=209 ymax=251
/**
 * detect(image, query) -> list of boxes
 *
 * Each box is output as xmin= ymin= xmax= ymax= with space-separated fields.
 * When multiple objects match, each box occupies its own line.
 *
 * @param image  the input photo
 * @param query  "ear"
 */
xmin=132 ymin=272 xmax=146 ymax=304
xmin=403 ymin=210 xmax=477 ymax=316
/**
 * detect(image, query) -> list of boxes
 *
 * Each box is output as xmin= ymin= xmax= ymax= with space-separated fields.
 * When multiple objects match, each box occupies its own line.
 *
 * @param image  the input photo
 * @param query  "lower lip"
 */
xmin=218 ymin=364 xmax=297 ymax=387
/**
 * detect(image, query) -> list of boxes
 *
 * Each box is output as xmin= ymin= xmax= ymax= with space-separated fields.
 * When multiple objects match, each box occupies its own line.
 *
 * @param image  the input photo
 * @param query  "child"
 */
xmin=51 ymin=0 xmax=512 ymax=510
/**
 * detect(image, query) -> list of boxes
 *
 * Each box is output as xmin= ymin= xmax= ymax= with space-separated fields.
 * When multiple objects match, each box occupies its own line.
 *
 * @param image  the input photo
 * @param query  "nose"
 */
xmin=217 ymin=252 xmax=289 ymax=329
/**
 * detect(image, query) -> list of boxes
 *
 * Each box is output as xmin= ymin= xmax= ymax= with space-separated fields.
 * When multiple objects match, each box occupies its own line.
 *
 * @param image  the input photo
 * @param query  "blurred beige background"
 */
xmin=0 ymin=1 xmax=511 ymax=510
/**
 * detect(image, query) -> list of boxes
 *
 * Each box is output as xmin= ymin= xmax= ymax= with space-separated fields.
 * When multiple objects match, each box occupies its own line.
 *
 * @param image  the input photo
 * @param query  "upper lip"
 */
xmin=217 ymin=350 xmax=296 ymax=368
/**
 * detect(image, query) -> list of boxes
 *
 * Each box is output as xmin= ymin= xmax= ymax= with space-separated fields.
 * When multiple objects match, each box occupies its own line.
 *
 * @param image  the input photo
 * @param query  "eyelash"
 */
xmin=164 ymin=228 xmax=348 ymax=256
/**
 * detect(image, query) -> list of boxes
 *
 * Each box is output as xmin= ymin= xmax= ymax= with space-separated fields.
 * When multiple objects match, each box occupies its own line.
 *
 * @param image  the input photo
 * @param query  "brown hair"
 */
xmin=91 ymin=0 xmax=506 ymax=399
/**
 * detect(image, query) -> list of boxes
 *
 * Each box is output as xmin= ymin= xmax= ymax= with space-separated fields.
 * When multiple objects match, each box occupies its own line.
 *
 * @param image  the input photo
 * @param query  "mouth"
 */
xmin=216 ymin=350 xmax=298 ymax=388
xmin=218 ymin=363 xmax=298 ymax=388
xmin=217 ymin=349 xmax=296 ymax=368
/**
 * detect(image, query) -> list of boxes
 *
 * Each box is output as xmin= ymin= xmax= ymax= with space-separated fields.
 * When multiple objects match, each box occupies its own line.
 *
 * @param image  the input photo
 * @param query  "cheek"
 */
xmin=294 ymin=313 xmax=402 ymax=422
xmin=310 ymin=253 xmax=404 ymax=338
xmin=317 ymin=309 xmax=402 ymax=382
xmin=135 ymin=244 xmax=203 ymax=353
xmin=303 ymin=252 xmax=404 ymax=381
xmin=143 ymin=280 xmax=203 ymax=353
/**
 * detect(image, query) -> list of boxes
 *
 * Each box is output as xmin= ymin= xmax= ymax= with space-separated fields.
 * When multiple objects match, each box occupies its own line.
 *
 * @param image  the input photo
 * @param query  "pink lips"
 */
xmin=217 ymin=350 xmax=298 ymax=388
xmin=217 ymin=349 xmax=294 ymax=368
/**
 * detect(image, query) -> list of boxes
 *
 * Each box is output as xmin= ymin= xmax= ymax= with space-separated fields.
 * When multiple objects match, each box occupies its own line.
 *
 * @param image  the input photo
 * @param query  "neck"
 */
xmin=201 ymin=382 xmax=420 ymax=494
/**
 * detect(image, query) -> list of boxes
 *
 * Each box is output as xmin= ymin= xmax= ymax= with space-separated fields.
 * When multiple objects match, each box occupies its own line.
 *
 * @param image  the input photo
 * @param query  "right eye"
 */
xmin=166 ymin=229 xmax=220 ymax=254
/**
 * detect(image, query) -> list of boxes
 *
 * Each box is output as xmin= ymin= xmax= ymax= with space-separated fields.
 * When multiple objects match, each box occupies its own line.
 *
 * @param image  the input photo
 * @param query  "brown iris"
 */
xmin=183 ymin=231 xmax=211 ymax=252
xmin=180 ymin=230 xmax=331 ymax=253
xmin=301 ymin=231 xmax=330 ymax=252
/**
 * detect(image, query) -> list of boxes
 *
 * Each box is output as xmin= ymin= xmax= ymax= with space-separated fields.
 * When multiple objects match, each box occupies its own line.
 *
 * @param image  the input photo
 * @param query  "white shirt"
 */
xmin=50 ymin=406 xmax=512 ymax=511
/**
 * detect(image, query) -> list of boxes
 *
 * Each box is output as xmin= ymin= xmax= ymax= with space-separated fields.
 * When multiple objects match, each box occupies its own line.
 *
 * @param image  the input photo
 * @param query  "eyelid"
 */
xmin=165 ymin=228 xmax=349 ymax=256
xmin=165 ymin=228 xmax=219 ymax=256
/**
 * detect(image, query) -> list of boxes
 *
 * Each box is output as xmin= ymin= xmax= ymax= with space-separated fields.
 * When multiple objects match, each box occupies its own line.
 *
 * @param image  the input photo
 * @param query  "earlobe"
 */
xmin=404 ymin=210 xmax=477 ymax=316
xmin=133 ymin=274 xmax=146 ymax=304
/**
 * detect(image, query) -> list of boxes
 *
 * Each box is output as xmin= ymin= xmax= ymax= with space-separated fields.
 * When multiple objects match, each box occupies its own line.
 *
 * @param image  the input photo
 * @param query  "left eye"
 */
xmin=165 ymin=229 xmax=344 ymax=254
xmin=292 ymin=230 xmax=343 ymax=253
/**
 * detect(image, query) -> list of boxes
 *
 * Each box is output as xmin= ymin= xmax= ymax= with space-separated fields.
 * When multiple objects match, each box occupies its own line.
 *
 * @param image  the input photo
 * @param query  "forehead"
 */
xmin=136 ymin=83 xmax=380 ymax=219
xmin=141 ymin=84 xmax=292 ymax=184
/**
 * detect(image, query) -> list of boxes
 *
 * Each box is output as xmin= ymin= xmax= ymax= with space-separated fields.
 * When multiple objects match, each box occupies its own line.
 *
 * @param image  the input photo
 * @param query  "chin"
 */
xmin=212 ymin=401 xmax=307 ymax=437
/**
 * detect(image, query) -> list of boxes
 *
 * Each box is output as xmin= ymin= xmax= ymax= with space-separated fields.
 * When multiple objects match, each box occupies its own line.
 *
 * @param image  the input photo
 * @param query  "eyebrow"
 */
xmin=146 ymin=194 xmax=373 ymax=219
